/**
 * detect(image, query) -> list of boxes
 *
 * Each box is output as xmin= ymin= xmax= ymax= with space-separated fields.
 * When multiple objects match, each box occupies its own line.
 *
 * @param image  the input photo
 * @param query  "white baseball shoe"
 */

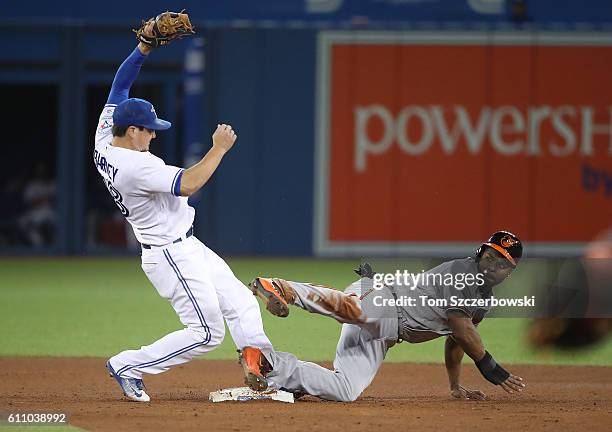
xmin=106 ymin=361 xmax=151 ymax=402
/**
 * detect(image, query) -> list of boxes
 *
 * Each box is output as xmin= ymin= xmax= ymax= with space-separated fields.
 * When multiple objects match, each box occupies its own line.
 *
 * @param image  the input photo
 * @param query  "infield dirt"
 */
xmin=1 ymin=358 xmax=610 ymax=431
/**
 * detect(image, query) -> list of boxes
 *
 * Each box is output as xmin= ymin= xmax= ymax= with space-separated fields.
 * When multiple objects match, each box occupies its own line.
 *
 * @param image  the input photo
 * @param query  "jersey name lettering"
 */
xmin=93 ymin=149 xmax=119 ymax=182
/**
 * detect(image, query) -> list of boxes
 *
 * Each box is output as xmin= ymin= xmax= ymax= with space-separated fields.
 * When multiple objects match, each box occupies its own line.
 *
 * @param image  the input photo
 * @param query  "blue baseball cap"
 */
xmin=112 ymin=98 xmax=171 ymax=130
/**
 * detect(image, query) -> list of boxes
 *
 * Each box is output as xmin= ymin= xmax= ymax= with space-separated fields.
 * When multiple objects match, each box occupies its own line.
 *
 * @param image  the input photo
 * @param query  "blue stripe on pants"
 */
xmin=163 ymin=249 xmax=209 ymax=331
xmin=115 ymin=340 xmax=209 ymax=376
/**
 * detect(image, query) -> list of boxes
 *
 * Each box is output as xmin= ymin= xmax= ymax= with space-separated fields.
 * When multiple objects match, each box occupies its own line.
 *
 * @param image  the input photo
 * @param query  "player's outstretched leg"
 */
xmin=250 ymin=277 xmax=368 ymax=324
xmin=266 ymin=316 xmax=398 ymax=402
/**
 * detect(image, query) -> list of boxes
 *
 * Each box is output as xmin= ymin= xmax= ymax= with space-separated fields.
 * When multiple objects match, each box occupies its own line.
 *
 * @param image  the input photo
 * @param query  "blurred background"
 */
xmin=1 ymin=0 xmax=611 ymax=258
xmin=0 ymin=0 xmax=611 ymax=371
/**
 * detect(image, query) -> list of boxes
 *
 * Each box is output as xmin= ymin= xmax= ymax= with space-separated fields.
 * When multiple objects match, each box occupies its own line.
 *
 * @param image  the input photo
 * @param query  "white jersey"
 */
xmin=93 ymin=104 xmax=195 ymax=246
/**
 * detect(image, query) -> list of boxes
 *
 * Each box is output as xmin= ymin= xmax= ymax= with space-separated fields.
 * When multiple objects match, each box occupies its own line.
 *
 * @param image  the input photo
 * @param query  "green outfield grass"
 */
xmin=0 ymin=257 xmax=611 ymax=366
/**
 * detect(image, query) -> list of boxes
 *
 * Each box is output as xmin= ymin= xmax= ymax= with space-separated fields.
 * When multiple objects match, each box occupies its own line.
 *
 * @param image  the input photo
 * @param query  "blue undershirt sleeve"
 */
xmin=106 ymin=47 xmax=148 ymax=105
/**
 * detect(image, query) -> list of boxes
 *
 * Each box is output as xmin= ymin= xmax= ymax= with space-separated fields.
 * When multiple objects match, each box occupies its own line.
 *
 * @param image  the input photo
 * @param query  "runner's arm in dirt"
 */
xmin=447 ymin=311 xmax=526 ymax=394
xmin=445 ymin=335 xmax=487 ymax=400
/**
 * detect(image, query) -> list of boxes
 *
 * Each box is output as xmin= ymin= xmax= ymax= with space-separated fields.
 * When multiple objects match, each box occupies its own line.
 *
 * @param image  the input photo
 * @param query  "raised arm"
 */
xmin=107 ymin=30 xmax=153 ymax=105
xmin=447 ymin=312 xmax=526 ymax=394
xmin=179 ymin=124 xmax=237 ymax=196
xmin=107 ymin=12 xmax=195 ymax=105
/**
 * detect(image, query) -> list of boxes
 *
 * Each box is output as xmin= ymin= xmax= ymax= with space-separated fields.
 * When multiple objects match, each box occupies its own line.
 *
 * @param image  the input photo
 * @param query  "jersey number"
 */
xmin=103 ymin=179 xmax=130 ymax=217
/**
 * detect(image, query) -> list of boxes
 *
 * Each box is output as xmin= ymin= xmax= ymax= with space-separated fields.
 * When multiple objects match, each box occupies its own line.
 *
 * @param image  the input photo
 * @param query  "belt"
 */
xmin=384 ymin=284 xmax=406 ymax=344
xmin=141 ymin=226 xmax=194 ymax=249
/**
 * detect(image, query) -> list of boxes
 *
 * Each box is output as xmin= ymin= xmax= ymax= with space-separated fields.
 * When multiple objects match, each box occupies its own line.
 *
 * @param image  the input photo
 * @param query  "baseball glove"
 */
xmin=134 ymin=10 xmax=195 ymax=48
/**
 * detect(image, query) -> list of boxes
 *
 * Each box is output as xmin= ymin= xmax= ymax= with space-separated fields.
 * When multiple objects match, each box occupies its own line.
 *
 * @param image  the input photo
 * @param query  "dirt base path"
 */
xmin=1 ymin=358 xmax=610 ymax=432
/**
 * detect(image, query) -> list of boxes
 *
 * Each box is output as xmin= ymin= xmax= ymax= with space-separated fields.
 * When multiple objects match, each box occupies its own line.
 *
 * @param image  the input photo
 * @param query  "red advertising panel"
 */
xmin=315 ymin=32 xmax=612 ymax=256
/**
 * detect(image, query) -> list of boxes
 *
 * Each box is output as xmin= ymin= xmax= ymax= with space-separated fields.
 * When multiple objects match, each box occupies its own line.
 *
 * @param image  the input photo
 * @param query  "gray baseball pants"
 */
xmin=265 ymin=279 xmax=399 ymax=402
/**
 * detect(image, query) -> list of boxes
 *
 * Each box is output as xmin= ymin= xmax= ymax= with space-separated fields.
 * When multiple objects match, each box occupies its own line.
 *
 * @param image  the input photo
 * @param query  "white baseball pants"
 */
xmin=109 ymin=236 xmax=272 ymax=379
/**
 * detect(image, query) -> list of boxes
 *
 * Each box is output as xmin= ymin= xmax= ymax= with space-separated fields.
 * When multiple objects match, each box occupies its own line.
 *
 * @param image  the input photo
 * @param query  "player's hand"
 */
xmin=137 ymin=22 xmax=156 ymax=55
xmin=499 ymin=373 xmax=525 ymax=394
xmin=143 ymin=21 xmax=155 ymax=37
xmin=212 ymin=124 xmax=237 ymax=153
xmin=450 ymin=385 xmax=487 ymax=400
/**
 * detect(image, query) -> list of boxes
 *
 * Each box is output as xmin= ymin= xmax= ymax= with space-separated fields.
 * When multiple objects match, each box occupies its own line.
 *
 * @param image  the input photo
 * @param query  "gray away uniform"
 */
xmin=266 ymin=257 xmax=492 ymax=402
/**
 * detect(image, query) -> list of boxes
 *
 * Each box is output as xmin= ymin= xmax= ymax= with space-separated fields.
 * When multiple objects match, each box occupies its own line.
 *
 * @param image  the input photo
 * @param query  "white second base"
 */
xmin=209 ymin=387 xmax=295 ymax=404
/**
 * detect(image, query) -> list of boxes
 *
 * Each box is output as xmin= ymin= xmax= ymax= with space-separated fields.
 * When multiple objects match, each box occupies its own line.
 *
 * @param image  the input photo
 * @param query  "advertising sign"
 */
xmin=315 ymin=31 xmax=612 ymax=256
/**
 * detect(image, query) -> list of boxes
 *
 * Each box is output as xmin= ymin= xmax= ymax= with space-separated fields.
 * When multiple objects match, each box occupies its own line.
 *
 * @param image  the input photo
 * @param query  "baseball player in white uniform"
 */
xmin=95 ymin=20 xmax=280 ymax=402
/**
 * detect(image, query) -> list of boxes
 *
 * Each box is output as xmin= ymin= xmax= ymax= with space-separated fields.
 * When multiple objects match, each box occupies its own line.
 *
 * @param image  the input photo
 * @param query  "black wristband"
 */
xmin=475 ymin=351 xmax=510 ymax=385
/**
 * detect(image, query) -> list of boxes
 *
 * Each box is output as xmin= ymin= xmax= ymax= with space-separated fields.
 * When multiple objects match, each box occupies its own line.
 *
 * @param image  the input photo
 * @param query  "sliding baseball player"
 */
xmin=252 ymin=231 xmax=527 ymax=401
